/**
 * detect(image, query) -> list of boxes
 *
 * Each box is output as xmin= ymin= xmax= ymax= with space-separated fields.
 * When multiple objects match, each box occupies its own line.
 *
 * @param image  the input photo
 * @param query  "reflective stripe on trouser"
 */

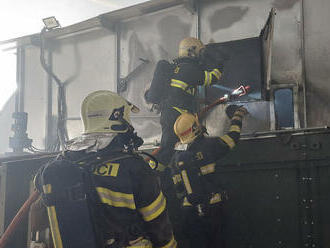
xmin=127 ymin=236 xmax=177 ymax=248
xmin=160 ymin=236 xmax=177 ymax=248
xmin=126 ymin=238 xmax=153 ymax=248
xmin=183 ymin=193 xmax=223 ymax=207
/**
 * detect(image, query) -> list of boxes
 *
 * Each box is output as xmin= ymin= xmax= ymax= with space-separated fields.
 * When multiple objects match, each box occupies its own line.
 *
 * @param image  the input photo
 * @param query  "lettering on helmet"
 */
xmin=87 ymin=110 xmax=107 ymax=118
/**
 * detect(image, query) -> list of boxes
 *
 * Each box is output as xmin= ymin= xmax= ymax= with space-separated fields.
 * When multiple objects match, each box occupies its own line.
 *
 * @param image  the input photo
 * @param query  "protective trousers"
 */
xmin=157 ymin=106 xmax=181 ymax=166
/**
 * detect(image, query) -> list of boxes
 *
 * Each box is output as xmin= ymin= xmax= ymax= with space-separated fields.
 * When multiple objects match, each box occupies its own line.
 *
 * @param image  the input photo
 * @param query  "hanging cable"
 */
xmin=39 ymin=28 xmax=69 ymax=151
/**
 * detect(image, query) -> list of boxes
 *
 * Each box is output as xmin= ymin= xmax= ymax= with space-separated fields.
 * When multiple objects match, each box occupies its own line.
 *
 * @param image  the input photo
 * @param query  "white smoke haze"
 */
xmin=0 ymin=0 xmax=148 ymax=110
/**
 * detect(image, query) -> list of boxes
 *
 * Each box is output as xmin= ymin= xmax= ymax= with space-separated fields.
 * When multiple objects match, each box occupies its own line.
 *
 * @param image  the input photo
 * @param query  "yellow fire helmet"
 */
xmin=174 ymin=112 xmax=203 ymax=144
xmin=81 ymin=90 xmax=140 ymax=134
xmin=178 ymin=37 xmax=205 ymax=58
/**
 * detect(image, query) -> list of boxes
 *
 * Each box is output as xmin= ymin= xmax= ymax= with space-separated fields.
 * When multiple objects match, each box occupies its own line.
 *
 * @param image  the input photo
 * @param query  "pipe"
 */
xmin=300 ymin=0 xmax=308 ymax=127
xmin=0 ymin=191 xmax=40 ymax=248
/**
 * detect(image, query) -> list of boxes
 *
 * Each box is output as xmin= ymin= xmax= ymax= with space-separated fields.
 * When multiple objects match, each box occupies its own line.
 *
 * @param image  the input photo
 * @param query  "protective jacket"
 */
xmin=171 ymin=109 xmax=244 ymax=248
xmin=168 ymin=57 xmax=222 ymax=113
xmin=154 ymin=57 xmax=222 ymax=166
xmin=172 ymin=108 xmax=244 ymax=209
xmin=35 ymin=134 xmax=176 ymax=248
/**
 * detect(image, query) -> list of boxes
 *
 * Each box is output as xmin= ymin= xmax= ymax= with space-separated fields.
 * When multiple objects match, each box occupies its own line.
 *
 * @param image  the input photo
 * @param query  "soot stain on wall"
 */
xmin=272 ymin=0 xmax=299 ymax=10
xmin=209 ymin=6 xmax=249 ymax=32
xmin=157 ymin=15 xmax=192 ymax=59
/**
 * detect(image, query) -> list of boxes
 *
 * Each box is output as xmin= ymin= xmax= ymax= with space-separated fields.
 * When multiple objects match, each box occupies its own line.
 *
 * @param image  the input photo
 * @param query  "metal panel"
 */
xmin=200 ymin=0 xmax=303 ymax=134
xmin=216 ymin=165 xmax=300 ymax=248
xmin=206 ymin=100 xmax=271 ymax=137
xmin=0 ymin=95 xmax=15 ymax=154
xmin=119 ymin=5 xmax=197 ymax=144
xmin=303 ymin=0 xmax=330 ymax=126
xmin=215 ymin=129 xmax=330 ymax=248
xmin=50 ymin=28 xmax=117 ymax=139
xmin=313 ymin=161 xmax=330 ymax=248
xmin=0 ymin=154 xmax=55 ymax=247
xmin=204 ymin=37 xmax=264 ymax=100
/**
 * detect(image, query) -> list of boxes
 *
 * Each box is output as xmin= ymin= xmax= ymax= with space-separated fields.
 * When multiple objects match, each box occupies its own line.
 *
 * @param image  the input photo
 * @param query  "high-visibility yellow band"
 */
xmin=229 ymin=125 xmax=241 ymax=133
xmin=200 ymin=163 xmax=216 ymax=175
xmin=211 ymin=69 xmax=222 ymax=80
xmin=96 ymin=187 xmax=136 ymax=210
xmin=181 ymin=170 xmax=193 ymax=194
xmin=170 ymin=79 xmax=188 ymax=90
xmin=172 ymin=174 xmax=182 ymax=184
xmin=139 ymin=191 xmax=166 ymax=222
xmin=204 ymin=69 xmax=222 ymax=86
xmin=220 ymin=135 xmax=236 ymax=149
xmin=186 ymin=87 xmax=196 ymax=95
xmin=156 ymin=162 xmax=167 ymax=172
xmin=128 ymin=238 xmax=153 ymax=248
xmin=160 ymin=235 xmax=177 ymax=248
xmin=172 ymin=106 xmax=187 ymax=114
xmin=183 ymin=193 xmax=222 ymax=207
xmin=43 ymin=184 xmax=52 ymax=194
xmin=209 ymin=193 xmax=222 ymax=204
xmin=204 ymin=71 xmax=211 ymax=86
xmin=148 ymin=160 xmax=157 ymax=170
xmin=47 ymin=206 xmax=63 ymax=248
xmin=183 ymin=196 xmax=193 ymax=207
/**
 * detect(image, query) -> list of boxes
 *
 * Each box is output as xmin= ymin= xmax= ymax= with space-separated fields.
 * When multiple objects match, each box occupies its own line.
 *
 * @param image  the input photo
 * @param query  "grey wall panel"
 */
xmin=24 ymin=47 xmax=48 ymax=150
xmin=51 ymin=28 xmax=116 ymax=138
xmin=0 ymin=96 xmax=15 ymax=154
xmin=303 ymin=0 xmax=330 ymax=127
xmin=206 ymin=101 xmax=270 ymax=137
xmin=200 ymin=0 xmax=302 ymax=85
xmin=316 ymin=162 xmax=330 ymax=247
xmin=200 ymin=0 xmax=302 ymax=133
xmin=120 ymin=5 xmax=197 ymax=143
xmin=217 ymin=166 xmax=300 ymax=248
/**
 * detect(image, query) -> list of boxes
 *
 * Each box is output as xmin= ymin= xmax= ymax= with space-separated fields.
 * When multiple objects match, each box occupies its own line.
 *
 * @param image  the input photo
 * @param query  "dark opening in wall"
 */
xmin=274 ymin=88 xmax=294 ymax=129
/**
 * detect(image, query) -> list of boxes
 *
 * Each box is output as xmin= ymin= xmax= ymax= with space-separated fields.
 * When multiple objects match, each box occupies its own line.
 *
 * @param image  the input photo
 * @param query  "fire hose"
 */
xmin=0 ymin=85 xmax=250 ymax=247
xmin=0 ymin=190 xmax=40 ymax=248
xmin=149 ymin=84 xmax=250 ymax=159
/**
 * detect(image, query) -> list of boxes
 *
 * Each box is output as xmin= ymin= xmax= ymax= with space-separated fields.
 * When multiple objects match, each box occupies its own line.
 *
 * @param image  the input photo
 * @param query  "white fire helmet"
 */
xmin=81 ymin=90 xmax=139 ymax=134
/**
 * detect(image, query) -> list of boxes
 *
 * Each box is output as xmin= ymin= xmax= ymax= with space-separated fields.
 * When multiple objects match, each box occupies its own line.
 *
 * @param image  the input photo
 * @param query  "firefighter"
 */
xmin=34 ymin=90 xmax=177 ymax=248
xmin=145 ymin=37 xmax=223 ymax=168
xmin=171 ymin=104 xmax=248 ymax=248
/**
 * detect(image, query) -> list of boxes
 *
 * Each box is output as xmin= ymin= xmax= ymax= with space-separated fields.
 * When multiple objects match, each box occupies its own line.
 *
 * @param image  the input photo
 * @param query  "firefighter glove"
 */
xmin=225 ymin=105 xmax=248 ymax=119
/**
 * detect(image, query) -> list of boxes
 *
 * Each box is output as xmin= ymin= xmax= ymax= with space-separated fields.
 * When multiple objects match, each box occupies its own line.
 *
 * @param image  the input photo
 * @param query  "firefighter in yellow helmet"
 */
xmin=34 ymin=90 xmax=177 ymax=248
xmin=145 ymin=37 xmax=223 ymax=168
xmin=171 ymin=104 xmax=248 ymax=248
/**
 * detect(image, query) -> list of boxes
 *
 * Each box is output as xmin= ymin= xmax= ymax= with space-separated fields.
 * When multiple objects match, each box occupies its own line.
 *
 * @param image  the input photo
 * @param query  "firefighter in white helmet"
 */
xmin=145 ymin=37 xmax=223 ymax=168
xmin=34 ymin=90 xmax=177 ymax=248
xmin=171 ymin=104 xmax=248 ymax=248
